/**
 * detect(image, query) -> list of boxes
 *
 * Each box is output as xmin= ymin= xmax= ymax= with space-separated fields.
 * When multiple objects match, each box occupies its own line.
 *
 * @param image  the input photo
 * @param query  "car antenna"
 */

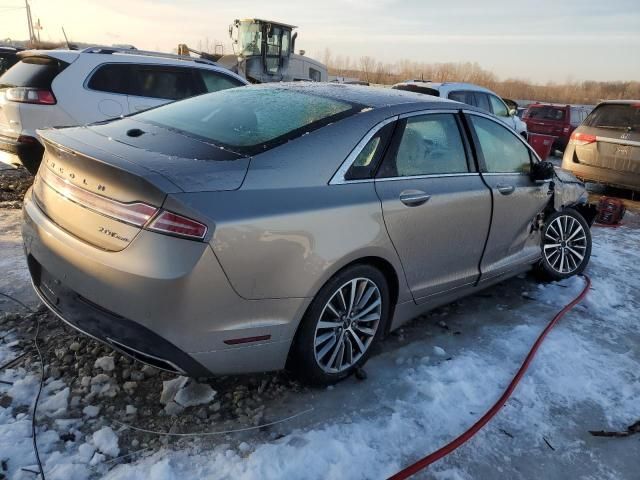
xmin=62 ymin=26 xmax=70 ymax=49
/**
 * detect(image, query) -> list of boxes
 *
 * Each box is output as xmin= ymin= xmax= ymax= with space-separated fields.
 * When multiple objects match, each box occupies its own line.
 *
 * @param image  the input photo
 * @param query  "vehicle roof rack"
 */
xmin=80 ymin=46 xmax=218 ymax=67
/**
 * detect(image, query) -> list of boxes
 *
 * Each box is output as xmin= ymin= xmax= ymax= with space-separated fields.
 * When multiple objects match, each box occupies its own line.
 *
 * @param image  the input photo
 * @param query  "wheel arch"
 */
xmin=285 ymin=254 xmax=403 ymax=367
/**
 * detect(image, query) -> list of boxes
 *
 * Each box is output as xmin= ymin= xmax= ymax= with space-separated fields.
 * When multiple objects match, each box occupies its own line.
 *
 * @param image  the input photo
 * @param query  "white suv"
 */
xmin=392 ymin=81 xmax=528 ymax=137
xmin=0 ymin=47 xmax=248 ymax=174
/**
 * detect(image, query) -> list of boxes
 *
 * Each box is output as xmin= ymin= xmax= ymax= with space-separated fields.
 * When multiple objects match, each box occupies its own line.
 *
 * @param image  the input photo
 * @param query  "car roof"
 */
xmin=597 ymin=99 xmax=640 ymax=105
xmin=18 ymin=47 xmax=226 ymax=70
xmin=393 ymin=80 xmax=495 ymax=94
xmin=0 ymin=46 xmax=23 ymax=53
xmin=252 ymin=82 xmax=481 ymax=112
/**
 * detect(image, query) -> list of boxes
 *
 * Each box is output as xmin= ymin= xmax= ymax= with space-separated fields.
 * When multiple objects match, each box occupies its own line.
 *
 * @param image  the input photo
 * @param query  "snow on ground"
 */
xmin=1 ymin=211 xmax=639 ymax=479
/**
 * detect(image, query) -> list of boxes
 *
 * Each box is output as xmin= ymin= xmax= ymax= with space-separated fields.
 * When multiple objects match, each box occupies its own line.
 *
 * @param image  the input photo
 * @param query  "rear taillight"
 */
xmin=569 ymin=132 xmax=596 ymax=146
xmin=147 ymin=211 xmax=208 ymax=240
xmin=39 ymin=166 xmax=158 ymax=227
xmin=38 ymin=165 xmax=208 ymax=241
xmin=5 ymin=87 xmax=56 ymax=105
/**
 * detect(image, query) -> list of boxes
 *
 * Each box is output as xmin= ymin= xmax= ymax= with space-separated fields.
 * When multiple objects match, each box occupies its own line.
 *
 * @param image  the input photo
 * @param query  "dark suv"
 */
xmin=523 ymin=103 xmax=592 ymax=151
xmin=0 ymin=46 xmax=23 ymax=75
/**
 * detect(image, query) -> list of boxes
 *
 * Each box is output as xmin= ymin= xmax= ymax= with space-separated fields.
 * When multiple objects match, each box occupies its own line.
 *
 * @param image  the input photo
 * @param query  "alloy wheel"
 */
xmin=313 ymin=277 xmax=382 ymax=373
xmin=543 ymin=214 xmax=588 ymax=274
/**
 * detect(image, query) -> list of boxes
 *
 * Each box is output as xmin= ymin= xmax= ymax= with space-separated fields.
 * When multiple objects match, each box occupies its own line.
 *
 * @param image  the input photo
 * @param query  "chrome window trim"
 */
xmin=398 ymin=108 xmax=461 ymax=120
xmin=330 ymin=109 xmax=465 ymax=185
xmin=463 ymin=109 xmax=543 ymax=165
xmin=329 ymin=115 xmax=399 ymax=185
xmin=595 ymin=136 xmax=640 ymax=148
xmin=375 ymin=172 xmax=479 ymax=183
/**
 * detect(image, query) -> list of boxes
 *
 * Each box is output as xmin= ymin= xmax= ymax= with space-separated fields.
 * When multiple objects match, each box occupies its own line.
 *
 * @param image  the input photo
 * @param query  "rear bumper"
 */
xmin=0 ymin=134 xmax=43 ymax=174
xmin=562 ymin=154 xmax=640 ymax=191
xmin=22 ymin=189 xmax=310 ymax=376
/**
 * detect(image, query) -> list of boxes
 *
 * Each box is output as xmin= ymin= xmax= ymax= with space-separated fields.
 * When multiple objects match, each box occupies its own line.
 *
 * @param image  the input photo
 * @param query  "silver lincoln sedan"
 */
xmin=22 ymin=83 xmax=595 ymax=384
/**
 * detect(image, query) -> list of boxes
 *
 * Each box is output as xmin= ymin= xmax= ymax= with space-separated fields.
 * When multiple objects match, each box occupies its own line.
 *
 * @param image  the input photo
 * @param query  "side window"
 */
xmin=469 ymin=115 xmax=531 ymax=174
xmin=197 ymin=70 xmax=244 ymax=93
xmin=448 ymin=90 xmax=472 ymax=105
xmin=489 ymin=95 xmax=508 ymax=117
xmin=87 ymin=64 xmax=132 ymax=94
xmin=129 ymin=65 xmax=199 ymax=100
xmin=378 ymin=113 xmax=468 ymax=178
xmin=345 ymin=121 xmax=395 ymax=180
xmin=309 ymin=68 xmax=322 ymax=82
xmin=473 ymin=92 xmax=491 ymax=112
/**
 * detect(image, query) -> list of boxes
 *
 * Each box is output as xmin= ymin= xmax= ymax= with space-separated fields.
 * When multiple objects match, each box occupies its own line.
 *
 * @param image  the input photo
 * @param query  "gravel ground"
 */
xmin=0 ymin=167 xmax=33 ymax=210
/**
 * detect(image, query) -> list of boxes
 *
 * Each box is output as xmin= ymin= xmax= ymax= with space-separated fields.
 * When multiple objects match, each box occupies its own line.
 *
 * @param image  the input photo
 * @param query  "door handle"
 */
xmin=496 ymin=184 xmax=515 ymax=195
xmin=399 ymin=190 xmax=431 ymax=207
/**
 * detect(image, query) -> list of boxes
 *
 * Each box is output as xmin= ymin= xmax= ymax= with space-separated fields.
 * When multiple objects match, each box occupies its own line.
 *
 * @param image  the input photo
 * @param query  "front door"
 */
xmin=465 ymin=112 xmax=551 ymax=280
xmin=375 ymin=111 xmax=492 ymax=301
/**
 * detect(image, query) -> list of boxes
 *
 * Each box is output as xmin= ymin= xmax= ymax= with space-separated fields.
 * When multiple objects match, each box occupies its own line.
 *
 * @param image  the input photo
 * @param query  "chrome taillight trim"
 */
xmin=37 ymin=165 xmax=158 ymax=227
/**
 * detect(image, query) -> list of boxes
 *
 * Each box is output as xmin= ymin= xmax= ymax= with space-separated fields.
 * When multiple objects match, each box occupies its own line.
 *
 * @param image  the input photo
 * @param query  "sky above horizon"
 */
xmin=2 ymin=0 xmax=639 ymax=83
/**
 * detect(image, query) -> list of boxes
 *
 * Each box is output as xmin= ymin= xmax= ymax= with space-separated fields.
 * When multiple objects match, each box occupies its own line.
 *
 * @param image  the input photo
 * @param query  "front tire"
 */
xmin=290 ymin=264 xmax=390 ymax=385
xmin=538 ymin=209 xmax=592 ymax=280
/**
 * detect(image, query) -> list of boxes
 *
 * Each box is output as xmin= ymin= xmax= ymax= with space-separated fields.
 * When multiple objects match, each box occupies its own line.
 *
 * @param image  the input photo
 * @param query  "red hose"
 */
xmin=388 ymin=274 xmax=591 ymax=480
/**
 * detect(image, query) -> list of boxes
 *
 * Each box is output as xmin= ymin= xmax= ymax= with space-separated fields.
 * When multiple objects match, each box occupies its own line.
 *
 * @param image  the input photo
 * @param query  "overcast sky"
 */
xmin=2 ymin=0 xmax=639 ymax=83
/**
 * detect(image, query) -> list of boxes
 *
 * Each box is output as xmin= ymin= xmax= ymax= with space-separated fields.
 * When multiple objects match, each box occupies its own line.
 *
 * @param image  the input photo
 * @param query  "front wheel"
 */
xmin=290 ymin=264 xmax=390 ymax=385
xmin=538 ymin=209 xmax=592 ymax=280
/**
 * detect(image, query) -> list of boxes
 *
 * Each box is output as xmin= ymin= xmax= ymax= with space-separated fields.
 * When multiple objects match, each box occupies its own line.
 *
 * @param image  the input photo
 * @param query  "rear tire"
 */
xmin=537 ymin=208 xmax=592 ymax=281
xmin=290 ymin=264 xmax=390 ymax=385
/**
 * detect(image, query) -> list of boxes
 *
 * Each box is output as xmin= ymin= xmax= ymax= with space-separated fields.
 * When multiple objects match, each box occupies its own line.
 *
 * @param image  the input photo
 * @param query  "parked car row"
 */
xmin=0 ymin=46 xmax=247 ymax=173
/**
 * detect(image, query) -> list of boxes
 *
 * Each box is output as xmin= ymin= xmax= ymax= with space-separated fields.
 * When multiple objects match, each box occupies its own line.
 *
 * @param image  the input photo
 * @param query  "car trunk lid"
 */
xmin=577 ymin=131 xmax=640 ymax=174
xmin=34 ymin=123 xmax=248 ymax=251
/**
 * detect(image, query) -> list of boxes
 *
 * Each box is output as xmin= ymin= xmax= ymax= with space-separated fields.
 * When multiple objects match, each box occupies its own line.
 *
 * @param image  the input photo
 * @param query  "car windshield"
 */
xmin=584 ymin=103 xmax=640 ymax=131
xmin=526 ymin=106 xmax=566 ymax=121
xmin=134 ymin=87 xmax=362 ymax=155
xmin=237 ymin=21 xmax=263 ymax=56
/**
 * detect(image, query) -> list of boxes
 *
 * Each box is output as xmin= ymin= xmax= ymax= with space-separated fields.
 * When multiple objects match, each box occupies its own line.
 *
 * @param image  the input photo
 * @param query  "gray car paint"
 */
xmin=23 ymin=83 xmax=589 ymax=376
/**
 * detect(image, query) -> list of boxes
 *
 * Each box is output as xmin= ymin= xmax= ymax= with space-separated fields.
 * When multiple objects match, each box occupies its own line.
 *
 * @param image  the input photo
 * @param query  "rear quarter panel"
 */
xmin=162 ymin=110 xmax=411 ymax=302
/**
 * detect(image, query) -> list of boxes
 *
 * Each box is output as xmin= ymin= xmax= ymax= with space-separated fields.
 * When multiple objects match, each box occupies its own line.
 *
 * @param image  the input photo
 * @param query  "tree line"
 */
xmin=323 ymin=50 xmax=639 ymax=105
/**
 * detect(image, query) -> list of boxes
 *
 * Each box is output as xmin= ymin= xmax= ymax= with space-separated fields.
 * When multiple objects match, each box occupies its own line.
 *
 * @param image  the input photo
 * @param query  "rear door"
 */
xmin=375 ymin=111 xmax=492 ymax=301
xmin=465 ymin=111 xmax=550 ymax=279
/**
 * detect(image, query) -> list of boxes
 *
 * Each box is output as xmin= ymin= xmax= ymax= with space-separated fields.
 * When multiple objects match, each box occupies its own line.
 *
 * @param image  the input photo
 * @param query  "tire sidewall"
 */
xmin=290 ymin=264 xmax=390 ymax=385
xmin=539 ymin=208 xmax=592 ymax=280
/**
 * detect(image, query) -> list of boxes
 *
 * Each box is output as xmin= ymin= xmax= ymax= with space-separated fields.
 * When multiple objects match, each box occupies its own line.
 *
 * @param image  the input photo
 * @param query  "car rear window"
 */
xmin=392 ymin=84 xmax=440 ymax=97
xmin=525 ymin=106 xmax=566 ymax=121
xmin=133 ymin=87 xmax=362 ymax=155
xmin=584 ymin=103 xmax=640 ymax=130
xmin=0 ymin=56 xmax=67 ymax=89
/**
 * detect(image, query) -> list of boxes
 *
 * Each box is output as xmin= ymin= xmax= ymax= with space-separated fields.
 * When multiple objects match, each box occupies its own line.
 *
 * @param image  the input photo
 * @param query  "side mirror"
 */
xmin=531 ymin=160 xmax=554 ymax=182
xmin=509 ymin=108 xmax=517 ymax=117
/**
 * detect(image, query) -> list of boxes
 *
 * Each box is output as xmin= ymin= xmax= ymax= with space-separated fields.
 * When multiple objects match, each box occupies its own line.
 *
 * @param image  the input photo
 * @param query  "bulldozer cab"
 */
xmin=231 ymin=19 xmax=295 ymax=77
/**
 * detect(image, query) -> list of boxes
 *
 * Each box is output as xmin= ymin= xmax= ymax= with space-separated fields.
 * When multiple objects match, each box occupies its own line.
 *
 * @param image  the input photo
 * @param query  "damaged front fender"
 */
xmin=551 ymin=167 xmax=597 ymax=225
